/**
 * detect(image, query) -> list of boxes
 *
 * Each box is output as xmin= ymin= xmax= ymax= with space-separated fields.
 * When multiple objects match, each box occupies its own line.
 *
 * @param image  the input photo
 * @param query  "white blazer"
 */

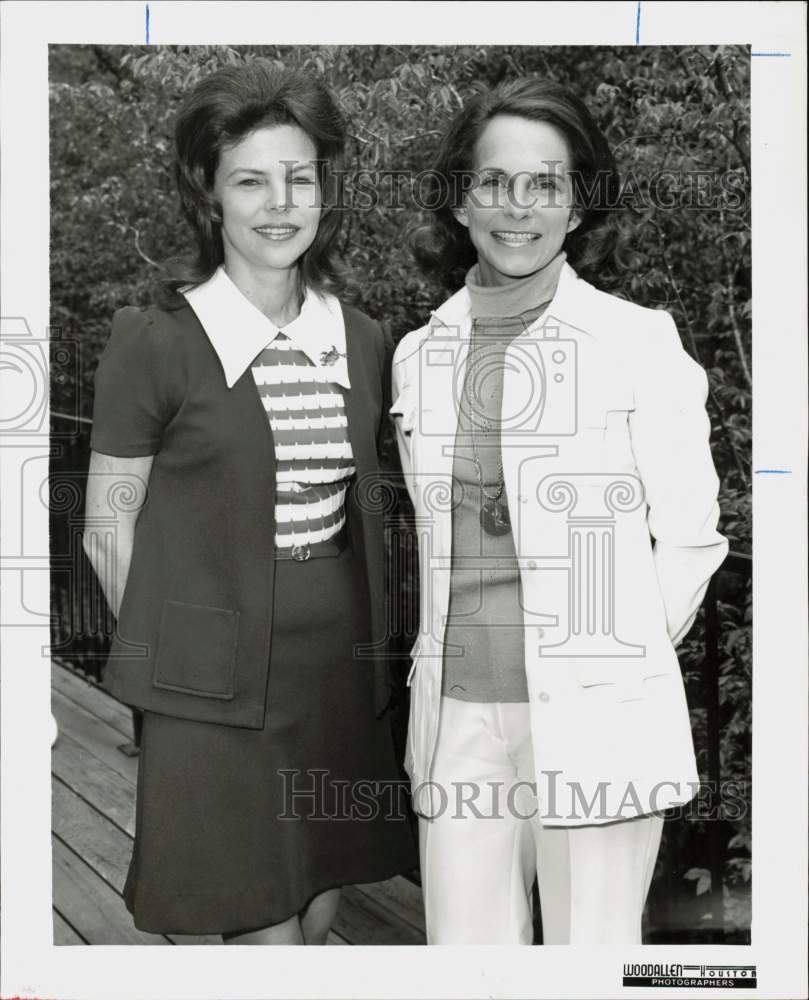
xmin=391 ymin=262 xmax=728 ymax=826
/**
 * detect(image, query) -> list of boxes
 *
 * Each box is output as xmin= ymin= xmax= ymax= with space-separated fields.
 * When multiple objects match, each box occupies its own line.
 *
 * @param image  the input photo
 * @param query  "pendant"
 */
xmin=480 ymin=499 xmax=511 ymax=536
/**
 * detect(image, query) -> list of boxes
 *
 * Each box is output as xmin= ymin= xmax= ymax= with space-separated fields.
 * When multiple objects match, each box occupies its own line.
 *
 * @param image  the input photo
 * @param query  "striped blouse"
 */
xmin=251 ymin=332 xmax=354 ymax=548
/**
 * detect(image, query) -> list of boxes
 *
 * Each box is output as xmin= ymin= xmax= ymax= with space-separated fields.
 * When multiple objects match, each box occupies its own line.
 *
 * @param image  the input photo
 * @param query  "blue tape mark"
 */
xmin=751 ymin=52 xmax=791 ymax=57
xmin=754 ymin=469 xmax=792 ymax=474
xmin=635 ymin=0 xmax=641 ymax=44
xmin=146 ymin=3 xmax=150 ymax=44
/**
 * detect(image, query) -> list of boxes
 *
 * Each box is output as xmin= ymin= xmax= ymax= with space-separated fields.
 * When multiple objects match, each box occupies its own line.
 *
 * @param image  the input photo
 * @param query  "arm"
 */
xmin=628 ymin=312 xmax=729 ymax=647
xmin=82 ymin=451 xmax=153 ymax=618
xmin=84 ymin=306 xmax=177 ymax=616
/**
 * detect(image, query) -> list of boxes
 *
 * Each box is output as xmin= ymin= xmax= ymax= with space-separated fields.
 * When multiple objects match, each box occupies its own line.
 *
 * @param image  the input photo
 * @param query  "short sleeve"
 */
xmin=89 ymin=307 xmax=180 ymax=457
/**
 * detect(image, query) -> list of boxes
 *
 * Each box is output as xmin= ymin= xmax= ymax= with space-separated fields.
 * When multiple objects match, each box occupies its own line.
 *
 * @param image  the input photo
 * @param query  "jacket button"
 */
xmin=527 ymin=560 xmax=537 ymax=570
xmin=518 ymin=494 xmax=528 ymax=504
xmin=538 ymin=691 xmax=550 ymax=703
xmin=536 ymin=628 xmax=545 ymax=639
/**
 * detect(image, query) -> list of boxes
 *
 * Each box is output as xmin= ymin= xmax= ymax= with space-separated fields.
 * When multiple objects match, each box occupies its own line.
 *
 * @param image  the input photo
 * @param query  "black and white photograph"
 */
xmin=1 ymin=2 xmax=806 ymax=999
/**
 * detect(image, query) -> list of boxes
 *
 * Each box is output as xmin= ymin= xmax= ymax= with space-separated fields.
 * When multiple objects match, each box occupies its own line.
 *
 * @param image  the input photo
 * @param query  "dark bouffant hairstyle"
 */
xmin=161 ymin=61 xmax=347 ymax=302
xmin=411 ymin=77 xmax=623 ymax=291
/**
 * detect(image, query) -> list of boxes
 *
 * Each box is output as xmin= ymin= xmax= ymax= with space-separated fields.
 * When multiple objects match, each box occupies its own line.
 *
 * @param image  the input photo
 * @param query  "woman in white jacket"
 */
xmin=391 ymin=78 xmax=728 ymax=945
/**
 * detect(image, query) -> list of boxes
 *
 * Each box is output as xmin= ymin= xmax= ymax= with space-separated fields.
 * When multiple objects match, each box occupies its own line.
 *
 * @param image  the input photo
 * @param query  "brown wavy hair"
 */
xmin=159 ymin=61 xmax=347 ymax=305
xmin=411 ymin=77 xmax=624 ymax=291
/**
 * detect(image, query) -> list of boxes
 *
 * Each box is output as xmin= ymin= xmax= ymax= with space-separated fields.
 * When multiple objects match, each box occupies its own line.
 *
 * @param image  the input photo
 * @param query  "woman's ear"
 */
xmin=207 ymin=197 xmax=223 ymax=225
xmin=566 ymin=208 xmax=582 ymax=234
xmin=452 ymin=203 xmax=469 ymax=229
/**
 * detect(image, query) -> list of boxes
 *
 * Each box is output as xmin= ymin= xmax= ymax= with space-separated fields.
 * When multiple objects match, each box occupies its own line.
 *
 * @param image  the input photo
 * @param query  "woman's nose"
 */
xmin=504 ymin=177 xmax=534 ymax=219
xmin=264 ymin=176 xmax=290 ymax=212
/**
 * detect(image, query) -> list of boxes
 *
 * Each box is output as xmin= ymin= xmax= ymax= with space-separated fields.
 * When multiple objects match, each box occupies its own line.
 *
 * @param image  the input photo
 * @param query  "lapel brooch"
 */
xmin=319 ymin=345 xmax=345 ymax=366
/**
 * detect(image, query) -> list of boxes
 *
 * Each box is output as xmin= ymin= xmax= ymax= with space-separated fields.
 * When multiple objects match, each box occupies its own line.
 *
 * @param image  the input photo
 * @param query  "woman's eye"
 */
xmin=238 ymin=178 xmax=261 ymax=186
xmin=290 ymin=176 xmax=316 ymax=185
xmin=479 ymin=176 xmax=502 ymax=188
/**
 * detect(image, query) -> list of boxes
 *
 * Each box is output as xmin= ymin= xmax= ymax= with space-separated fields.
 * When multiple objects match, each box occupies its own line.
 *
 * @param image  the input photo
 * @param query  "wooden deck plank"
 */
xmin=353 ymin=876 xmax=426 ymax=935
xmin=52 ymin=660 xmax=135 ymax=739
xmin=53 ymin=731 xmax=136 ymax=835
xmin=53 ymin=909 xmax=87 ymax=945
xmin=335 ymin=886 xmax=425 ymax=945
xmin=52 ymin=687 xmax=139 ymax=785
xmin=52 ymin=837 xmax=170 ymax=946
xmin=52 ymin=777 xmax=134 ymax=889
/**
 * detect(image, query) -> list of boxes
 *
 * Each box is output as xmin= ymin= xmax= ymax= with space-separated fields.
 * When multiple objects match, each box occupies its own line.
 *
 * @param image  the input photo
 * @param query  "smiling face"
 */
xmin=213 ymin=123 xmax=321 ymax=283
xmin=454 ymin=114 xmax=581 ymax=287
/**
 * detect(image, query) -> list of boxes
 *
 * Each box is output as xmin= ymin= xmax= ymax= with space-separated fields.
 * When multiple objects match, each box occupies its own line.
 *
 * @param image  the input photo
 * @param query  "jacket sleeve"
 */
xmin=90 ymin=307 xmax=181 ymax=457
xmin=628 ymin=311 xmax=729 ymax=648
xmin=390 ymin=334 xmax=420 ymax=510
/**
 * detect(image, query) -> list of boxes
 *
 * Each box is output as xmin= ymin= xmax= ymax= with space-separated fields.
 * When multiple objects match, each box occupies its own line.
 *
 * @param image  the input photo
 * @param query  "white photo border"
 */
xmin=1 ymin=2 xmax=806 ymax=998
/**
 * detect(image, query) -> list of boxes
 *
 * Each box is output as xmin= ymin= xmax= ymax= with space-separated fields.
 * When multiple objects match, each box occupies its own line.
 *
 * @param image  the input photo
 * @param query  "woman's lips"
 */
xmin=254 ymin=224 xmax=299 ymax=241
xmin=491 ymin=231 xmax=541 ymax=247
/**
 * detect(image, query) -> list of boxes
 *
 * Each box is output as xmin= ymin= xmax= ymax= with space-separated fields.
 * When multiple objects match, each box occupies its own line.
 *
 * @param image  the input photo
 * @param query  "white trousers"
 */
xmin=418 ymin=696 xmax=664 ymax=945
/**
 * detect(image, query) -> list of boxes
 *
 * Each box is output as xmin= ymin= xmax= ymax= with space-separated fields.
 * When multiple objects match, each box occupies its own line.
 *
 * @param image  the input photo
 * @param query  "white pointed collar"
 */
xmin=182 ymin=266 xmax=350 ymax=389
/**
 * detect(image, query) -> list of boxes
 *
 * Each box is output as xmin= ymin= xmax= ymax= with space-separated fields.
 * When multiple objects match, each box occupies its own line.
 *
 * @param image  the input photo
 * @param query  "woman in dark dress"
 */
xmin=83 ymin=61 xmax=415 ymax=945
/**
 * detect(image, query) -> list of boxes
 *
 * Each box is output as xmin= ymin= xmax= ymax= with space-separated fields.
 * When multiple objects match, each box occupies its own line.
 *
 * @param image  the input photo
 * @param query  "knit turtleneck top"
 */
xmin=442 ymin=252 xmax=565 ymax=703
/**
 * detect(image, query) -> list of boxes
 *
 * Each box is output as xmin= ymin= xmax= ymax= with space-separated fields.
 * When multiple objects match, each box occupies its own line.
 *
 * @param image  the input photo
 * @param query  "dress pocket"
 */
xmin=152 ymin=600 xmax=239 ymax=700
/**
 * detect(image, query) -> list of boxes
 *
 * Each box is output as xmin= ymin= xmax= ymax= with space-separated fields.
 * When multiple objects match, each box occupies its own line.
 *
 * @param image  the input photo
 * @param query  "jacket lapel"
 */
xmin=341 ymin=312 xmax=377 ymax=482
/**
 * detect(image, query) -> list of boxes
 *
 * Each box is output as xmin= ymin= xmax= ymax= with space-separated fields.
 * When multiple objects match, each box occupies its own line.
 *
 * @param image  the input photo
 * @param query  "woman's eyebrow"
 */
xmin=226 ymin=167 xmax=267 ymax=179
xmin=285 ymin=161 xmax=317 ymax=174
xmin=476 ymin=165 xmax=563 ymax=179
xmin=226 ymin=162 xmax=317 ymax=179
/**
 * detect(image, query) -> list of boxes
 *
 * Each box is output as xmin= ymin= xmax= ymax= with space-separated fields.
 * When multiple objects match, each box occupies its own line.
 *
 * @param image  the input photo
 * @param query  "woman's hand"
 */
xmin=82 ymin=450 xmax=154 ymax=618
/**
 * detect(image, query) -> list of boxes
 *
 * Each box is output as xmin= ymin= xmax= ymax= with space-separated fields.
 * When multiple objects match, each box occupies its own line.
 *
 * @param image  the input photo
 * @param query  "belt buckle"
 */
xmin=291 ymin=544 xmax=311 ymax=562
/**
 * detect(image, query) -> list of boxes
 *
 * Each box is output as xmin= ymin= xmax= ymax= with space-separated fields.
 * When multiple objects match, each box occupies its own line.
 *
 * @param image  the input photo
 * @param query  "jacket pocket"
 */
xmin=152 ymin=600 xmax=239 ymax=700
xmin=389 ymin=382 xmax=419 ymax=436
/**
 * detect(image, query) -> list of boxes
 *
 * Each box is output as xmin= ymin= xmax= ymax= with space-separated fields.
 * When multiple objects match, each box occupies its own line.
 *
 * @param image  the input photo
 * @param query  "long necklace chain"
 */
xmin=464 ymin=341 xmax=505 ymax=500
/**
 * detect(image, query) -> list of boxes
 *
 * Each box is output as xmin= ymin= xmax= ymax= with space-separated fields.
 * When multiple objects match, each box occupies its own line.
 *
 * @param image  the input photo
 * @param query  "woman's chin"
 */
xmin=481 ymin=257 xmax=549 ymax=284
